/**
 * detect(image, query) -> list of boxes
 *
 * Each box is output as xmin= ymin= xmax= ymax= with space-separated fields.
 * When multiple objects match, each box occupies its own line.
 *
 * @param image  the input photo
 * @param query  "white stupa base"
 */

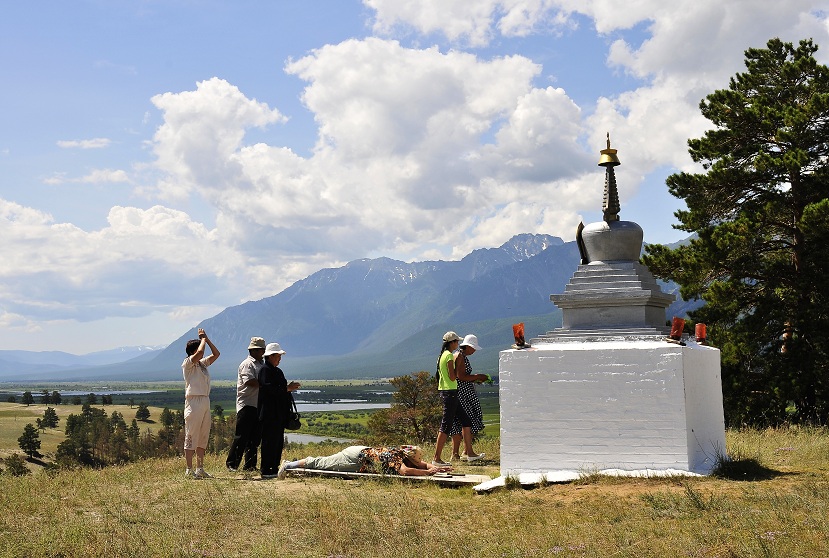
xmin=498 ymin=339 xmax=726 ymax=477
xmin=473 ymin=468 xmax=701 ymax=492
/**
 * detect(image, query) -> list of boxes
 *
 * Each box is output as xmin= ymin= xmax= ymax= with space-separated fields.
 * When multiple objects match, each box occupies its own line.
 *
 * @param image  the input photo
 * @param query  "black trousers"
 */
xmin=259 ymin=419 xmax=285 ymax=476
xmin=226 ymin=405 xmax=260 ymax=470
xmin=439 ymin=389 xmax=471 ymax=434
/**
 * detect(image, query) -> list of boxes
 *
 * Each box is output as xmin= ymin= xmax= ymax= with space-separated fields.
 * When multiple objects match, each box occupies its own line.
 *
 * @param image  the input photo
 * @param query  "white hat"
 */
xmin=248 ymin=337 xmax=266 ymax=350
xmin=264 ymin=342 xmax=286 ymax=356
xmin=442 ymin=331 xmax=460 ymax=342
xmin=459 ymin=334 xmax=482 ymax=350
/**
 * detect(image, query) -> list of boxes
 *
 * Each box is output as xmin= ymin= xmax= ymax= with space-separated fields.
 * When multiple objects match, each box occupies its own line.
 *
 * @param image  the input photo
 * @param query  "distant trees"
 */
xmin=18 ymin=423 xmax=41 ymax=458
xmin=57 ymin=404 xmax=129 ymax=467
xmin=367 ymin=371 xmax=442 ymax=444
xmin=50 ymin=391 xmax=62 ymax=405
xmin=53 ymin=403 xmax=232 ymax=470
xmin=40 ymin=390 xmax=50 ymax=405
xmin=21 ymin=391 xmax=34 ymax=406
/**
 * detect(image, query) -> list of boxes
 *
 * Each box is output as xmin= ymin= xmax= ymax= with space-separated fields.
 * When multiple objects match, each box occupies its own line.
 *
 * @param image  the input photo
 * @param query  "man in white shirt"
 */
xmin=225 ymin=336 xmax=265 ymax=471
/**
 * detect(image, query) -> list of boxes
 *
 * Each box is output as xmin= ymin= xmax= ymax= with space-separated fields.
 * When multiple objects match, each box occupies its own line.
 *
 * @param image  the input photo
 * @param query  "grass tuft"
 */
xmin=711 ymin=454 xmax=784 ymax=481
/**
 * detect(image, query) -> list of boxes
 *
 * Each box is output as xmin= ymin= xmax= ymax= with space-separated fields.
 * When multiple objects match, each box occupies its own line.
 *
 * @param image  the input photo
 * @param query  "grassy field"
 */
xmin=0 ymin=427 xmax=828 ymax=556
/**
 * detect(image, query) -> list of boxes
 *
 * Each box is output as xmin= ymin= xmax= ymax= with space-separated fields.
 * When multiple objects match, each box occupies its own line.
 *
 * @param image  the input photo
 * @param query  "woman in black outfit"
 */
xmin=258 ymin=342 xmax=300 ymax=479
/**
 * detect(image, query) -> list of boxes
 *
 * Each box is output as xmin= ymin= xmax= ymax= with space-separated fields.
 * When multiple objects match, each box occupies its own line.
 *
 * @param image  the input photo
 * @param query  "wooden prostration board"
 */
xmin=286 ymin=468 xmax=491 ymax=487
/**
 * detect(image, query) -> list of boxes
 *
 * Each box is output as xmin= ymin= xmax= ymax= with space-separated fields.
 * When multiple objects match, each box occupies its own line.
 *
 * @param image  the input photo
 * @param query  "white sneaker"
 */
xmin=465 ymin=453 xmax=485 ymax=463
xmin=185 ymin=468 xmax=194 ymax=478
xmin=432 ymin=459 xmax=450 ymax=466
xmin=277 ymin=460 xmax=289 ymax=480
xmin=194 ymin=468 xmax=213 ymax=479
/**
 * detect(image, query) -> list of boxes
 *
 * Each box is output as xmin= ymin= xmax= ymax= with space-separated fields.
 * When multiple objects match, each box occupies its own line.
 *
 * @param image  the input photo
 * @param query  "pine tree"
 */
xmin=159 ymin=407 xmax=175 ymax=428
xmin=18 ymin=423 xmax=41 ymax=458
xmin=643 ymin=38 xmax=829 ymax=425
xmin=43 ymin=407 xmax=60 ymax=429
xmin=135 ymin=403 xmax=151 ymax=422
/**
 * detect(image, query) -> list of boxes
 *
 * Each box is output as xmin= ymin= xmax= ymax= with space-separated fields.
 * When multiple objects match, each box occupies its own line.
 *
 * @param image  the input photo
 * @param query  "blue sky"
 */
xmin=1 ymin=1 xmax=828 ymax=353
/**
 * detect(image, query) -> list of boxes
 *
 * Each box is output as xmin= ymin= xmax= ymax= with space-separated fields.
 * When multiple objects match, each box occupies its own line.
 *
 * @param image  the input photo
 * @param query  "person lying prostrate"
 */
xmin=277 ymin=445 xmax=451 ymax=479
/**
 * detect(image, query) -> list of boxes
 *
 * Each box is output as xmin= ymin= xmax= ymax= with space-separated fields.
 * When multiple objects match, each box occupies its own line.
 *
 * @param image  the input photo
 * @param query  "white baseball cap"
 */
xmin=442 ymin=331 xmax=460 ymax=342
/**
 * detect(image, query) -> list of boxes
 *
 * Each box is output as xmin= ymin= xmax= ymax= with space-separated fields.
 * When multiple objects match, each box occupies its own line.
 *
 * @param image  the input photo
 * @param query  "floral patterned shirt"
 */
xmin=357 ymin=447 xmax=407 ymax=475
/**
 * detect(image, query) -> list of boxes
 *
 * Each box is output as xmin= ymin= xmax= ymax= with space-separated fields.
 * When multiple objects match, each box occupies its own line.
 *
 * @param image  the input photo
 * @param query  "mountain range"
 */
xmin=0 ymin=234 xmax=698 ymax=382
xmin=0 ymin=346 xmax=164 ymax=377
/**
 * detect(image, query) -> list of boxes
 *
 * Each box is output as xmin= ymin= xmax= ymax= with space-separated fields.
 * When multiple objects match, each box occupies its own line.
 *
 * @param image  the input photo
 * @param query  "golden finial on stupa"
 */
xmin=598 ymin=132 xmax=620 ymax=167
xmin=599 ymin=133 xmax=620 ymax=221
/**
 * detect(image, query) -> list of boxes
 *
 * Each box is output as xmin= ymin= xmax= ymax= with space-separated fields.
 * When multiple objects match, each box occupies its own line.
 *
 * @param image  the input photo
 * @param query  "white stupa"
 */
xmin=497 ymin=136 xmax=726 ymax=479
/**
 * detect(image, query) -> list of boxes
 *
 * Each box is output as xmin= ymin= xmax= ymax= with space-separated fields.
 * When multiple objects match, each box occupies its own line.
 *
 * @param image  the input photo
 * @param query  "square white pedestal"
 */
xmin=499 ymin=340 xmax=726 ymax=475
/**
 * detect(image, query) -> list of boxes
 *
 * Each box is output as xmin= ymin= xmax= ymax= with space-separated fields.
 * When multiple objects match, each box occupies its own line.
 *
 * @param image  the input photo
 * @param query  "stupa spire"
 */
xmin=598 ymin=133 xmax=621 ymax=222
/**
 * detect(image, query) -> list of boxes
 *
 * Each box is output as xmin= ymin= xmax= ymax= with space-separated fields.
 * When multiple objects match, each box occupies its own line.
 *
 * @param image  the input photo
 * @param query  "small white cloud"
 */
xmin=80 ymin=169 xmax=130 ymax=184
xmin=93 ymin=59 xmax=138 ymax=75
xmin=43 ymin=173 xmax=68 ymax=185
xmin=43 ymin=169 xmax=129 ymax=185
xmin=57 ymin=138 xmax=112 ymax=149
xmin=168 ymin=304 xmax=226 ymax=324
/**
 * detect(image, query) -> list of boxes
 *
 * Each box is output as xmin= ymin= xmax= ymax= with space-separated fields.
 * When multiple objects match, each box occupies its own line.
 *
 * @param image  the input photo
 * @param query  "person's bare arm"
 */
xmin=188 ymin=329 xmax=207 ymax=364
xmin=447 ymin=354 xmax=457 ymax=381
xmin=399 ymin=459 xmax=451 ymax=476
xmin=454 ymin=353 xmax=485 ymax=382
xmin=201 ymin=330 xmax=220 ymax=365
xmin=399 ymin=463 xmax=432 ymax=476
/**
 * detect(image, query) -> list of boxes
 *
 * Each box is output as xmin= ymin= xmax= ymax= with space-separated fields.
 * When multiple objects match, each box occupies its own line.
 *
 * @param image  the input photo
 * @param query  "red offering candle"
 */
xmin=670 ymin=317 xmax=685 ymax=340
xmin=695 ymin=323 xmax=707 ymax=342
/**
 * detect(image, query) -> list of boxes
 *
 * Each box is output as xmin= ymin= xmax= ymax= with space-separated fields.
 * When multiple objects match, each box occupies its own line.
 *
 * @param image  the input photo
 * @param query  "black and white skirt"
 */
xmin=449 ymin=379 xmax=484 ymax=436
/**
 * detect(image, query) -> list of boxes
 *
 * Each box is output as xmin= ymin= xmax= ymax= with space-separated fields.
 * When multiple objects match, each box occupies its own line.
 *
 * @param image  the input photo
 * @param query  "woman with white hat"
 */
xmin=450 ymin=334 xmax=488 ymax=462
xmin=257 ymin=342 xmax=300 ymax=479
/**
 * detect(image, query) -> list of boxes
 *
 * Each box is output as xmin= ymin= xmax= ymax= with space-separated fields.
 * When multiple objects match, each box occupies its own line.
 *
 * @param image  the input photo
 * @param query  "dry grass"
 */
xmin=1 ymin=427 xmax=828 ymax=557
